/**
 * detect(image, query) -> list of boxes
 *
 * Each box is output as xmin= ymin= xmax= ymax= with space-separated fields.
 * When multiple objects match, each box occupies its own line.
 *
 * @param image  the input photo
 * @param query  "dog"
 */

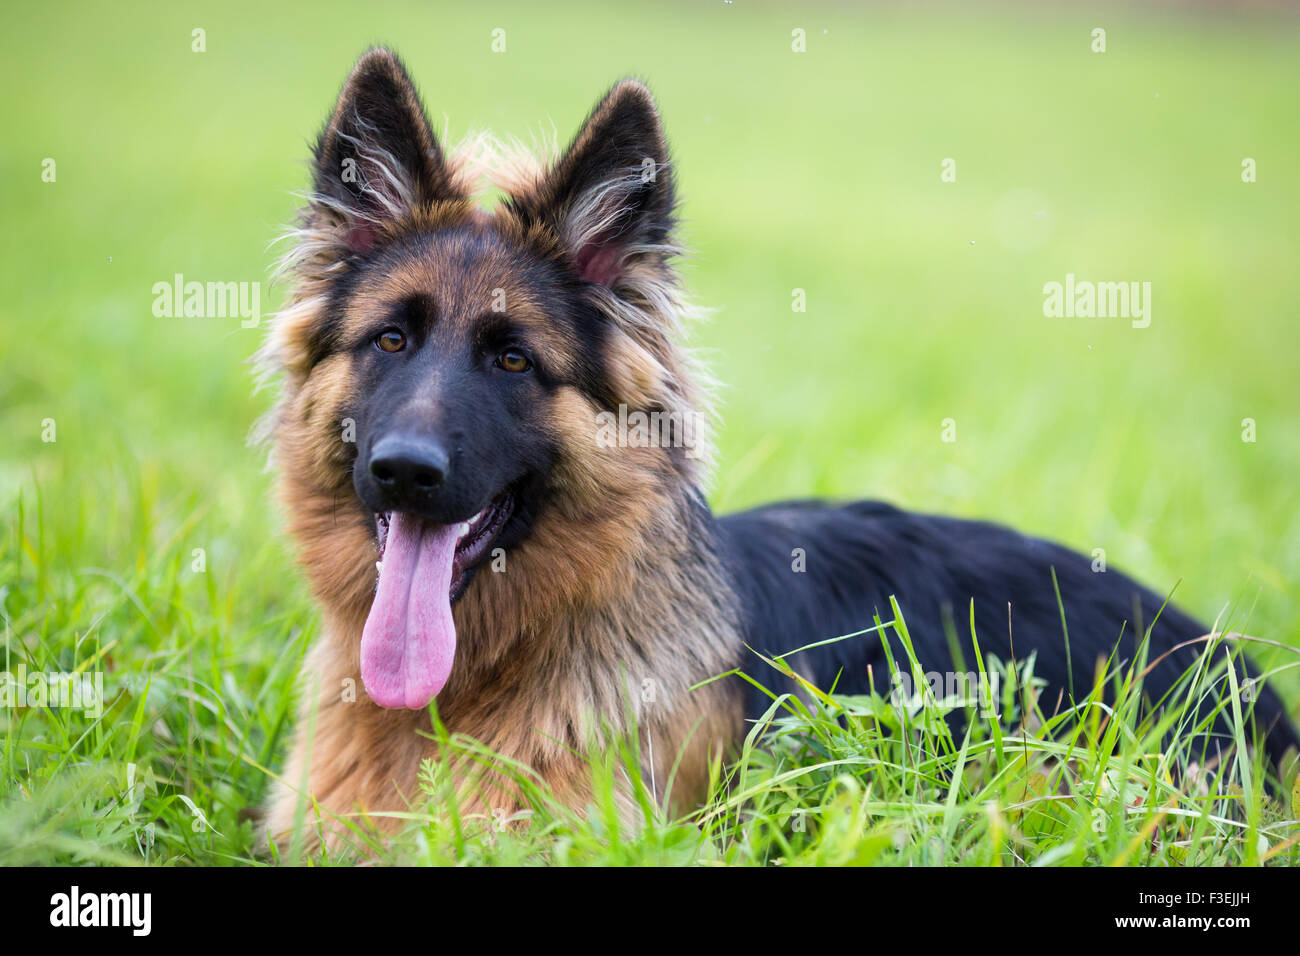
xmin=259 ymin=48 xmax=1298 ymax=849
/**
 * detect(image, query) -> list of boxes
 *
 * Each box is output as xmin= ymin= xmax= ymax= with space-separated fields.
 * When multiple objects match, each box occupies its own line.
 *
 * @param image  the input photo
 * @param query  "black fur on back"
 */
xmin=718 ymin=499 xmax=1299 ymax=771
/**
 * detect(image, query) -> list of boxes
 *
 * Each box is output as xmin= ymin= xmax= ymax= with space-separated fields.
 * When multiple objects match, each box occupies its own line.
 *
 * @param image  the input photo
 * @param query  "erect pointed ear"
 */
xmin=509 ymin=79 xmax=676 ymax=288
xmin=311 ymin=48 xmax=461 ymax=253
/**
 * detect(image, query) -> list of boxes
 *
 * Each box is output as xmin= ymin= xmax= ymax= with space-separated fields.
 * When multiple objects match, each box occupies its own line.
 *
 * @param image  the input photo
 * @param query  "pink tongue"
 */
xmin=361 ymin=513 xmax=464 ymax=709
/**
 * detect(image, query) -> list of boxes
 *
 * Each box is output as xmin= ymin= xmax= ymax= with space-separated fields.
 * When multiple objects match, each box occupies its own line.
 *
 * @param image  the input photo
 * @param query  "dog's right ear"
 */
xmin=310 ymin=48 xmax=461 ymax=253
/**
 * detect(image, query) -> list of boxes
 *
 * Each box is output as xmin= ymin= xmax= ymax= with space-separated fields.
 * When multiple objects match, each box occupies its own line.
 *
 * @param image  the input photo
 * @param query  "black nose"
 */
xmin=368 ymin=436 xmax=449 ymax=499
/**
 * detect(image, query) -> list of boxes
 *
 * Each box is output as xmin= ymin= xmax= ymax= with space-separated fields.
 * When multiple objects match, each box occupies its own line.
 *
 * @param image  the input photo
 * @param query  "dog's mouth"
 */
xmin=374 ymin=492 xmax=513 ymax=601
xmin=361 ymin=493 xmax=513 ymax=710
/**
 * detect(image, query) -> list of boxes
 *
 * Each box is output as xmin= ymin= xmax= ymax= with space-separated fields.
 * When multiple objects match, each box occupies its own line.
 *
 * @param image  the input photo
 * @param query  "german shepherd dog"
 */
xmin=261 ymin=48 xmax=1297 ymax=848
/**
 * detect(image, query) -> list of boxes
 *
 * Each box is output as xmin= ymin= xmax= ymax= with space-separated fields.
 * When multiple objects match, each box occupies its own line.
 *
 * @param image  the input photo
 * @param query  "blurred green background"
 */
xmin=1 ymin=0 xmax=1298 ymax=854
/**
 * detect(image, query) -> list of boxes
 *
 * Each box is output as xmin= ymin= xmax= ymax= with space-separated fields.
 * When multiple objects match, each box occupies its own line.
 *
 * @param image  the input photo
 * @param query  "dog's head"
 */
xmin=260 ymin=49 xmax=711 ymax=708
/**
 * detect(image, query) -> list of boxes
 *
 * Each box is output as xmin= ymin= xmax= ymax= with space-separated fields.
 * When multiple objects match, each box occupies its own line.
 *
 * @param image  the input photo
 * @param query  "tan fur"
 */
xmin=260 ymin=61 xmax=741 ymax=854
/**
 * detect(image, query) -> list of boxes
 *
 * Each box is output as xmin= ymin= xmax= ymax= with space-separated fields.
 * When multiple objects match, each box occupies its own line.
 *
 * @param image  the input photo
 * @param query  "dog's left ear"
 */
xmin=509 ymin=80 xmax=676 ymax=289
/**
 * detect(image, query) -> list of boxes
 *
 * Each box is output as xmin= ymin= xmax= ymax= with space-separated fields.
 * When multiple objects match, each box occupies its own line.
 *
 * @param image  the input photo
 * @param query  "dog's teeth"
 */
xmin=470 ymin=510 xmax=484 ymax=525
xmin=376 ymin=561 xmax=383 ymax=573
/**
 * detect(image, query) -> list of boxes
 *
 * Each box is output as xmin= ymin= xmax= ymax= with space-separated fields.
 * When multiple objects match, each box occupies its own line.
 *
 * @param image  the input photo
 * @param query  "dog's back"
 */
xmin=719 ymin=500 xmax=1299 ymax=770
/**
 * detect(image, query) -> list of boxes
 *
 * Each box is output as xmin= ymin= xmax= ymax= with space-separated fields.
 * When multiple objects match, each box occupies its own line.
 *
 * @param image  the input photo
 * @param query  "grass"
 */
xmin=1 ymin=0 xmax=1298 ymax=865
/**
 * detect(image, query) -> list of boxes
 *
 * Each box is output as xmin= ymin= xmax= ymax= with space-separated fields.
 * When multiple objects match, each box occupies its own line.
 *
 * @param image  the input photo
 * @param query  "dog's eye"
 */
xmin=375 ymin=329 xmax=406 ymax=353
xmin=496 ymin=349 xmax=532 ymax=373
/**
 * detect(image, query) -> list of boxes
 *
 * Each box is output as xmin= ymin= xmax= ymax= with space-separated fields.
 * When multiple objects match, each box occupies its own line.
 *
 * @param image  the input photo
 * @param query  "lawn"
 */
xmin=1 ymin=0 xmax=1297 ymax=865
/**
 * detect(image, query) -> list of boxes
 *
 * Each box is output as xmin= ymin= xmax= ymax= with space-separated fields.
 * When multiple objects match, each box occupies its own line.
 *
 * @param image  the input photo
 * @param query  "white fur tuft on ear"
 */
xmin=312 ymin=119 xmax=422 ymax=253
xmin=563 ymin=168 xmax=667 ymax=286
